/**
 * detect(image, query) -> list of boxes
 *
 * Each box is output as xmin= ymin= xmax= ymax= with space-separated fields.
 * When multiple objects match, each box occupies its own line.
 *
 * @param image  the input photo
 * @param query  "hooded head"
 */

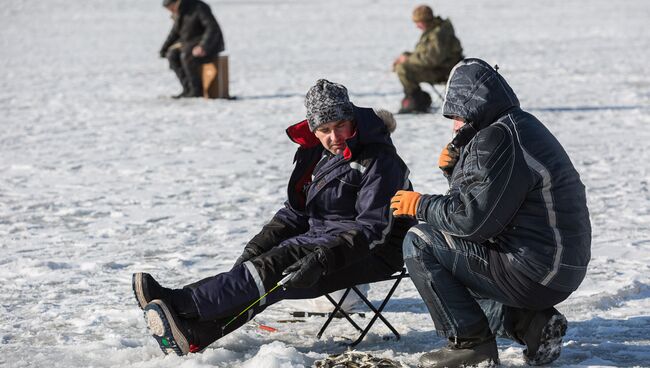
xmin=442 ymin=58 xmax=520 ymax=131
xmin=304 ymin=79 xmax=355 ymax=132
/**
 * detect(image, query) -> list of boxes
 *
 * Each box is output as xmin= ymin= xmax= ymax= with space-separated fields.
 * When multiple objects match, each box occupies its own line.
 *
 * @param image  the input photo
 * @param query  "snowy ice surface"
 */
xmin=1 ymin=0 xmax=649 ymax=367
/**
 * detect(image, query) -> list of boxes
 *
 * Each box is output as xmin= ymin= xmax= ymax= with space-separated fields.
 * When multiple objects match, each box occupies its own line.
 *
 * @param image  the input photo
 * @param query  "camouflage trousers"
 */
xmin=395 ymin=62 xmax=451 ymax=95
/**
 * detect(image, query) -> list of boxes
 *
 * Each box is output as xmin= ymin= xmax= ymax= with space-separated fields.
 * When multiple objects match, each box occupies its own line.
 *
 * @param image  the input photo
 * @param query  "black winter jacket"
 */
xmin=417 ymin=58 xmax=591 ymax=292
xmin=160 ymin=0 xmax=225 ymax=56
xmin=245 ymin=107 xmax=416 ymax=273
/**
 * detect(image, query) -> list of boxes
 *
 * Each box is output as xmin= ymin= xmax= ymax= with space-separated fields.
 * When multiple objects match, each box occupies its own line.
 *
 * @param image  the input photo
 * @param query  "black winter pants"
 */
xmin=182 ymin=241 xmax=401 ymax=343
xmin=166 ymin=44 xmax=217 ymax=96
xmin=403 ymin=224 xmax=570 ymax=341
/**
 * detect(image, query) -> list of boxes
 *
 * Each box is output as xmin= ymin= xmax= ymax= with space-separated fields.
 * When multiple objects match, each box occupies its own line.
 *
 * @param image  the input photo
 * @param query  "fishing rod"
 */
xmin=222 ymin=272 xmax=295 ymax=331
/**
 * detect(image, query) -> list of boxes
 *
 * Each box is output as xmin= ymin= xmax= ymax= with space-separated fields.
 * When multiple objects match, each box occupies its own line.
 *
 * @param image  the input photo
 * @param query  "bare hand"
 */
xmin=192 ymin=45 xmax=206 ymax=57
xmin=393 ymin=54 xmax=408 ymax=66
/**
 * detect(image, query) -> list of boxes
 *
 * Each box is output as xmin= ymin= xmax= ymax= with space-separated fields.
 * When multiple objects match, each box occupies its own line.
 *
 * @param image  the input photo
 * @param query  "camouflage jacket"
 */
xmin=406 ymin=17 xmax=463 ymax=69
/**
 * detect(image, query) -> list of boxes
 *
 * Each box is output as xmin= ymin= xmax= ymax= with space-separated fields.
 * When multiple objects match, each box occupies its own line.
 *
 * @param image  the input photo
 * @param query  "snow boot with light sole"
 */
xmin=133 ymin=273 xmax=167 ymax=309
xmin=523 ymin=308 xmax=568 ymax=365
xmin=133 ymin=272 xmax=198 ymax=318
xmin=144 ymin=299 xmax=190 ymax=356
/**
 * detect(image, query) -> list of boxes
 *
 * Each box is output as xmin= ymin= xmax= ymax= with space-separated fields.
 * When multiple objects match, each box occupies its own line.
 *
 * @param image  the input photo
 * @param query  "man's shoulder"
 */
xmin=353 ymin=144 xmax=404 ymax=172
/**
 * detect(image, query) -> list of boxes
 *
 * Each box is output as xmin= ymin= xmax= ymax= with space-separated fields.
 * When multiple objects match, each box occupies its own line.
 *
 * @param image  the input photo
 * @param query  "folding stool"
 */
xmin=316 ymin=268 xmax=409 ymax=347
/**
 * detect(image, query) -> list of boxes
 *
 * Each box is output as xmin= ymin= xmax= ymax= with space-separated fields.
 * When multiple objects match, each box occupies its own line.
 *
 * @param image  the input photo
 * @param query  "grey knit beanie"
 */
xmin=304 ymin=79 xmax=355 ymax=131
xmin=162 ymin=0 xmax=178 ymax=7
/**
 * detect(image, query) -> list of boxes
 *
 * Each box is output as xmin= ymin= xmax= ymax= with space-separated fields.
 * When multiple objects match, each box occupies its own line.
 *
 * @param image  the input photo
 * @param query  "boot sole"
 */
xmin=144 ymin=299 xmax=190 ymax=356
xmin=132 ymin=273 xmax=149 ymax=310
xmin=524 ymin=313 xmax=567 ymax=365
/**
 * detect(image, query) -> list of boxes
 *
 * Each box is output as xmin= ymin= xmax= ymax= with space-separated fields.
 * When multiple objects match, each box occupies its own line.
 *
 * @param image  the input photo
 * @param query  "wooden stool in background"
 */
xmin=201 ymin=55 xmax=230 ymax=99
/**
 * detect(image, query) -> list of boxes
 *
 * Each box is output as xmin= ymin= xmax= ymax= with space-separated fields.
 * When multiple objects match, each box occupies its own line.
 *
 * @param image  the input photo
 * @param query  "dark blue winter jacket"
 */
xmin=417 ymin=58 xmax=591 ymax=292
xmin=246 ymin=107 xmax=415 ymax=273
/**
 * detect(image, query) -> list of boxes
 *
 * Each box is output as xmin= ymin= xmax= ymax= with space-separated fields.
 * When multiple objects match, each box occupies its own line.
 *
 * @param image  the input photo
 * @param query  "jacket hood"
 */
xmin=442 ymin=58 xmax=520 ymax=130
xmin=286 ymin=106 xmax=396 ymax=159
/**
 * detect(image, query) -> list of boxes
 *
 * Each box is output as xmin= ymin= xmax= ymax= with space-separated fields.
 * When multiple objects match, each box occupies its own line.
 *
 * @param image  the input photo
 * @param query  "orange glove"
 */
xmin=438 ymin=143 xmax=460 ymax=175
xmin=390 ymin=190 xmax=421 ymax=217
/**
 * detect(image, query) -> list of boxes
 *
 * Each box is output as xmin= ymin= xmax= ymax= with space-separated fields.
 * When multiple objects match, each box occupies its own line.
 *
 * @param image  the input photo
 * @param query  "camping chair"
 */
xmin=316 ymin=268 xmax=409 ymax=347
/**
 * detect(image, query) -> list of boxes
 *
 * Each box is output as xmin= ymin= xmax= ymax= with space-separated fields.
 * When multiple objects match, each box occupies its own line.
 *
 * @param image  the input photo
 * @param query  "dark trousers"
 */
xmin=394 ymin=62 xmax=450 ymax=96
xmin=403 ymin=224 xmax=569 ymax=341
xmin=166 ymin=44 xmax=216 ymax=96
xmin=183 ymin=241 xmax=401 ymax=342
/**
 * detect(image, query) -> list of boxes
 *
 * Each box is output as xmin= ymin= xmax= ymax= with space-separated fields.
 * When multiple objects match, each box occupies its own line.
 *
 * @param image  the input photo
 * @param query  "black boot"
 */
xmin=398 ymin=90 xmax=432 ymax=114
xmin=143 ymin=299 xmax=226 ymax=356
xmin=412 ymin=90 xmax=432 ymax=112
xmin=132 ymin=273 xmax=198 ymax=318
xmin=398 ymin=95 xmax=418 ymax=114
xmin=419 ymin=325 xmax=499 ymax=368
xmin=171 ymin=90 xmax=191 ymax=99
xmin=419 ymin=337 xmax=499 ymax=368
xmin=520 ymin=308 xmax=567 ymax=365
xmin=170 ymin=61 xmax=193 ymax=99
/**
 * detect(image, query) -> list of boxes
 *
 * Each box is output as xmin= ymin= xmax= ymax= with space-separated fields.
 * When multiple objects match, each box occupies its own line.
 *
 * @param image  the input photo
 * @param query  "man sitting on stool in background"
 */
xmin=393 ymin=5 xmax=463 ymax=113
xmin=160 ymin=0 xmax=225 ymax=98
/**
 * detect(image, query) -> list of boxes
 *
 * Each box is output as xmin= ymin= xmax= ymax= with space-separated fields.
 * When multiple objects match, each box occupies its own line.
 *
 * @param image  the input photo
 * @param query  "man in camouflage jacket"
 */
xmin=393 ymin=5 xmax=463 ymax=113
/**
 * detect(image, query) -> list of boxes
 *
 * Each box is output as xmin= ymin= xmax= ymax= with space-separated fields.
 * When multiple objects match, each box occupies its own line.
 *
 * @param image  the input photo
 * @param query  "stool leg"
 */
xmin=349 ymin=269 xmax=407 ymax=346
xmin=317 ymin=289 xmax=363 ymax=339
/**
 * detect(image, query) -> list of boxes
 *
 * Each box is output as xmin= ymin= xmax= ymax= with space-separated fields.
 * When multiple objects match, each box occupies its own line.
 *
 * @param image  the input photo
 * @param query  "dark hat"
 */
xmin=304 ymin=79 xmax=355 ymax=131
xmin=162 ymin=0 xmax=178 ymax=7
xmin=412 ymin=5 xmax=434 ymax=23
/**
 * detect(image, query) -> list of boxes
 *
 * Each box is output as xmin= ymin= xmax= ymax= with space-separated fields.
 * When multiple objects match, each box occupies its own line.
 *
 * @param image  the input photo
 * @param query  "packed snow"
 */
xmin=1 ymin=0 xmax=649 ymax=367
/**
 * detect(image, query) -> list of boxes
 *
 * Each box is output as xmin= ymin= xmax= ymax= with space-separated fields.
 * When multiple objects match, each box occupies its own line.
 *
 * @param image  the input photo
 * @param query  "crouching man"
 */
xmin=390 ymin=58 xmax=591 ymax=367
xmin=133 ymin=79 xmax=416 ymax=355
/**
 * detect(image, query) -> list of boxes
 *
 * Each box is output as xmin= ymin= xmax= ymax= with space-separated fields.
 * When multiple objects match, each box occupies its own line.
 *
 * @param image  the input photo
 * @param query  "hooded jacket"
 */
xmin=417 ymin=58 xmax=591 ymax=292
xmin=245 ymin=107 xmax=416 ymax=273
xmin=160 ymin=0 xmax=225 ymax=56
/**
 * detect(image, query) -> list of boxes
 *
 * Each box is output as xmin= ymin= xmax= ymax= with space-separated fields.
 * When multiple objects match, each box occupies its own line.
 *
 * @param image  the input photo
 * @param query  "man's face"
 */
xmin=165 ymin=1 xmax=180 ymax=14
xmin=414 ymin=21 xmax=428 ymax=31
xmin=453 ymin=117 xmax=465 ymax=133
xmin=314 ymin=120 xmax=355 ymax=155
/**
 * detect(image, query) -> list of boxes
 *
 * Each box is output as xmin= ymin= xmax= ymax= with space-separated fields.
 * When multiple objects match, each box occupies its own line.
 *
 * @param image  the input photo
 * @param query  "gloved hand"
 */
xmin=232 ymin=247 xmax=262 ymax=268
xmin=282 ymin=248 xmax=328 ymax=288
xmin=438 ymin=143 xmax=460 ymax=176
xmin=390 ymin=190 xmax=422 ymax=217
xmin=159 ymin=49 xmax=167 ymax=58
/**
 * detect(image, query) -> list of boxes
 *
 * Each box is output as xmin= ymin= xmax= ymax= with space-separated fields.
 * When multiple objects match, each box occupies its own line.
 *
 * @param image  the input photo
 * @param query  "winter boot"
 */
xmin=170 ymin=63 xmax=193 ymax=99
xmin=132 ymin=273 xmax=198 ymax=318
xmin=171 ymin=90 xmax=191 ymax=99
xmin=521 ymin=308 xmax=568 ymax=365
xmin=398 ymin=90 xmax=432 ymax=114
xmin=412 ymin=90 xmax=432 ymax=112
xmin=143 ymin=299 xmax=225 ymax=356
xmin=398 ymin=95 xmax=418 ymax=114
xmin=418 ymin=337 xmax=499 ymax=368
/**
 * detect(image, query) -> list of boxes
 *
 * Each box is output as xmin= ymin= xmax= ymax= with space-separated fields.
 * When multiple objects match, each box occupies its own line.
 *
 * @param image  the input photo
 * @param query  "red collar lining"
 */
xmin=286 ymin=120 xmax=321 ymax=148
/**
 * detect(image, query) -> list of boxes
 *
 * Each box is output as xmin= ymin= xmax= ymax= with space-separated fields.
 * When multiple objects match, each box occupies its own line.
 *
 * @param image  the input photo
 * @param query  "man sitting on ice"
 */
xmin=132 ymin=79 xmax=416 ymax=355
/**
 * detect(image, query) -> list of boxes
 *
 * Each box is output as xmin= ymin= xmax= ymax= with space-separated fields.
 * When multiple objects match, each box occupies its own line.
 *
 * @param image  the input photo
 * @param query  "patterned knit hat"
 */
xmin=412 ymin=5 xmax=434 ymax=23
xmin=304 ymin=79 xmax=355 ymax=131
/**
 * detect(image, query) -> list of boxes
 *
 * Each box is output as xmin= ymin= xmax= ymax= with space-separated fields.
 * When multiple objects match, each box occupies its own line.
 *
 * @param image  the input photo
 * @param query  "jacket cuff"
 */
xmin=416 ymin=194 xmax=433 ymax=222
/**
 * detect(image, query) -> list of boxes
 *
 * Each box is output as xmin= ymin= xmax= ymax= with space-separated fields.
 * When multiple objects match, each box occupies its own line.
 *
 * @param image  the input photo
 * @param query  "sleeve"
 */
xmin=197 ymin=3 xmax=221 ymax=49
xmin=321 ymin=153 xmax=411 ymax=272
xmin=407 ymin=31 xmax=442 ymax=68
xmin=416 ymin=125 xmax=530 ymax=243
xmin=243 ymin=202 xmax=309 ymax=255
xmin=160 ymin=26 xmax=180 ymax=54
